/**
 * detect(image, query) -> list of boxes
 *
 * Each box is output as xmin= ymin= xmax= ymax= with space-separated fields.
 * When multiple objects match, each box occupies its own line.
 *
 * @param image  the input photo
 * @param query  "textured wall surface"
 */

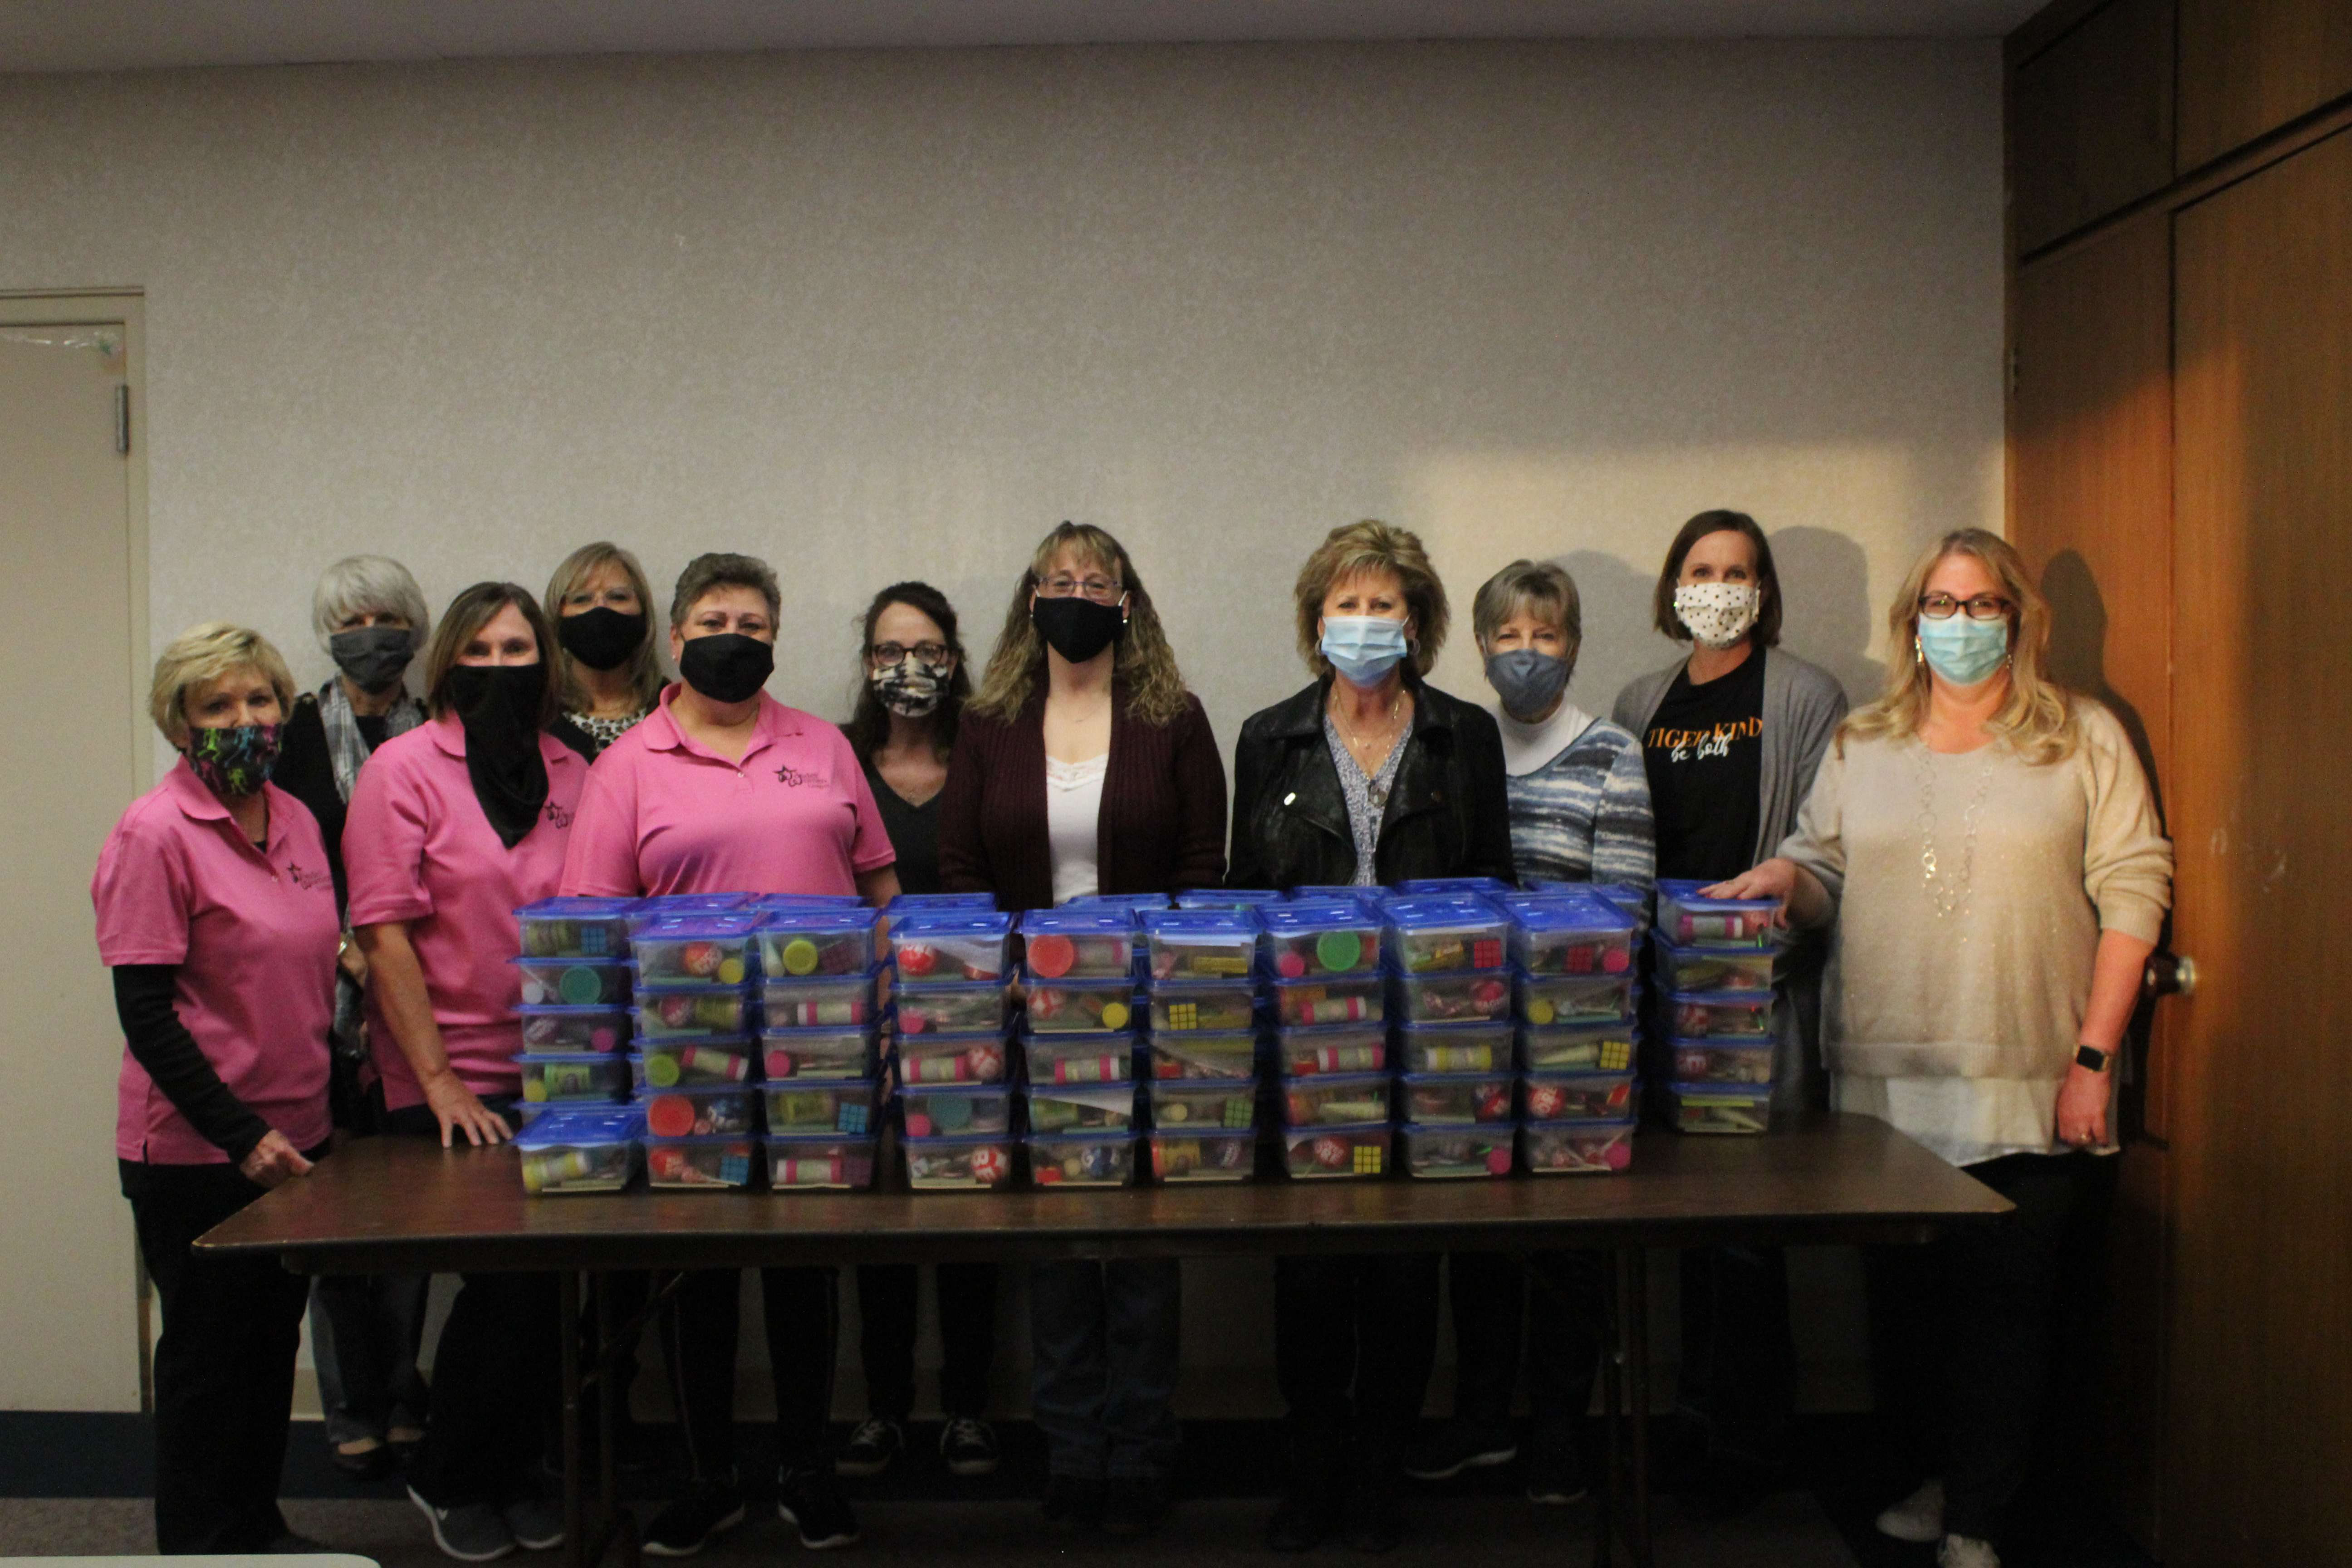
xmin=1 ymin=37 xmax=1996 ymax=1411
xmin=2 ymin=39 xmax=1998 ymax=755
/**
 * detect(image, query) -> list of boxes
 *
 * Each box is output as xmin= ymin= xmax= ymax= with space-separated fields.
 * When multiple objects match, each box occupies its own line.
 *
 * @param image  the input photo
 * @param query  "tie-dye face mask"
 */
xmin=184 ymin=722 xmax=281 ymax=799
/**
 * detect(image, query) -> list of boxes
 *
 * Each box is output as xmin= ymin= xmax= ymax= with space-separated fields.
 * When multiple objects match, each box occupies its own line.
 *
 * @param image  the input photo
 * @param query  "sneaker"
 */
xmin=1938 ymin=1534 xmax=2001 ymax=1568
xmin=408 ymin=1485 xmax=516 ymax=1563
xmin=500 ymin=1491 xmax=565 ymax=1552
xmin=1877 ymin=1478 xmax=1946 ymax=1544
xmin=1524 ymin=1424 xmax=1589 ymax=1506
xmin=1043 ymin=1474 xmax=1105 ymax=1532
xmin=835 ymin=1418 xmax=904 ymax=1479
xmin=777 ymin=1467 xmax=860 ymax=1550
xmin=1101 ymin=1474 xmax=1172 ymax=1538
xmin=641 ymin=1478 xmax=745 ymax=1558
xmin=1402 ymin=1420 xmax=1519 ymax=1481
xmin=1340 ymin=1479 xmax=1405 ymax=1553
xmin=939 ymin=1416 xmax=1000 ymax=1477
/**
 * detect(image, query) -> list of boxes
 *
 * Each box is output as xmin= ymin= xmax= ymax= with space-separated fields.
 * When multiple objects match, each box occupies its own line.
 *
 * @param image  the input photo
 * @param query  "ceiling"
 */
xmin=1 ymin=0 xmax=2044 ymax=74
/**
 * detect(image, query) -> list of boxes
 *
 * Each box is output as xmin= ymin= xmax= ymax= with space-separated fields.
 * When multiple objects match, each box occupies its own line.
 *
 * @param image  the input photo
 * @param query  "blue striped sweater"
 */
xmin=1498 ymin=713 xmax=1656 ymax=887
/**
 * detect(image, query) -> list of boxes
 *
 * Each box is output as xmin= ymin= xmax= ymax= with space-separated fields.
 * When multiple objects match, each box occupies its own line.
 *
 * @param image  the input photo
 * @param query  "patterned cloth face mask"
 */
xmin=184 ymin=722 xmax=282 ymax=799
xmin=1672 ymin=582 xmax=1761 ymax=649
xmin=869 ymin=655 xmax=951 ymax=718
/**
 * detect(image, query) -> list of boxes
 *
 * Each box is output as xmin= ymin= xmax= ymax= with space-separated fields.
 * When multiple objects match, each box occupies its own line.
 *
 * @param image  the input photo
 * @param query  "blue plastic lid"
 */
xmin=892 ymin=911 xmax=1016 ymax=938
xmin=886 ymin=892 xmax=997 ymax=912
xmin=1139 ymin=908 xmax=1259 ymax=937
xmin=1279 ymin=1069 xmax=1389 ymax=1091
xmin=631 ymin=891 xmax=753 ymax=912
xmin=1020 ymin=907 xmax=1139 ymax=936
xmin=1026 ymin=1128 xmax=1135 ymax=1143
xmin=632 ymin=911 xmax=766 ymax=941
xmin=514 ymin=1105 xmax=643 ymax=1147
xmin=1655 ymin=878 xmax=1778 ymax=912
xmin=1667 ymin=1034 xmax=1773 ymax=1051
xmin=1174 ymin=888 xmax=1286 ymax=908
xmin=1399 ymin=1070 xmax=1510 ymax=1086
xmin=625 ymin=1035 xmax=754 ymax=1053
xmin=515 ymin=896 xmax=642 ymax=919
xmin=900 ymin=1131 xmax=1013 ymax=1148
xmin=1396 ymin=876 xmax=1512 ymax=896
xmin=1382 ymin=896 xmax=1510 ymax=931
xmin=746 ymin=893 xmax=866 ymax=911
xmin=512 ymin=1050 xmax=617 ymax=1065
xmin=1262 ymin=899 xmax=1378 ymax=931
xmin=1525 ymin=1114 xmax=1636 ymax=1131
xmin=756 ymin=907 xmax=879 ymax=935
xmin=1670 ymin=1082 xmax=1772 ymax=1101
xmin=1503 ymin=895 xmax=1635 ymax=934
xmin=1064 ymin=892 xmax=1172 ymax=911
xmin=1668 ymin=989 xmax=1773 ymax=1005
xmin=767 ymin=1129 xmax=878 ymax=1145
xmin=507 ymin=955 xmax=629 ymax=969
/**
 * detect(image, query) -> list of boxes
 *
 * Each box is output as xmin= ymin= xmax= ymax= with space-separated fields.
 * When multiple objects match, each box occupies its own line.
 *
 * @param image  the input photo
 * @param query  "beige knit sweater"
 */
xmin=1780 ymin=701 xmax=2172 ymax=1083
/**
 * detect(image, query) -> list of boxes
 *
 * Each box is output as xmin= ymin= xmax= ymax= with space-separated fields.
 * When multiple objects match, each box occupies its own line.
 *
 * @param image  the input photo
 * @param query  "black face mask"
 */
xmin=557 ymin=606 xmax=647 ymax=672
xmin=328 ymin=625 xmax=416 ymax=694
xmin=1032 ymin=594 xmax=1127 ymax=666
xmin=443 ymin=662 xmax=550 ymax=849
xmin=678 ymin=633 xmax=774 ymax=704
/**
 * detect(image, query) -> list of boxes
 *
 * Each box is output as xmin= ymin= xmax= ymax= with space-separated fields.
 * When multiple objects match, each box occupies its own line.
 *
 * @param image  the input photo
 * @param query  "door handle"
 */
xmin=2143 ymin=952 xmax=2197 ymax=999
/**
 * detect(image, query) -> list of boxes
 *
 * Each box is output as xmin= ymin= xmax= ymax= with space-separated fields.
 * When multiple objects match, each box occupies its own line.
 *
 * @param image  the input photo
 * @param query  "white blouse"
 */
xmin=1046 ymin=752 xmax=1108 ymax=906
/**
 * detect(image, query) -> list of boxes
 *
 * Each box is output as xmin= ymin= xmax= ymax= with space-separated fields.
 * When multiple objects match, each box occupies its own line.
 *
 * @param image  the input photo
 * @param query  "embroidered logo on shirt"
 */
xmin=544 ymin=801 xmax=575 ymax=829
xmin=285 ymin=860 xmax=334 ymax=893
xmin=775 ymin=764 xmax=826 ymax=789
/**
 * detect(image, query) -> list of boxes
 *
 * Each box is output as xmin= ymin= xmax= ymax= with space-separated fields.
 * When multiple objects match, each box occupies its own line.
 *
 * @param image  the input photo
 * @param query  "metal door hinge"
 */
xmin=115 ymin=385 xmax=130 ymax=455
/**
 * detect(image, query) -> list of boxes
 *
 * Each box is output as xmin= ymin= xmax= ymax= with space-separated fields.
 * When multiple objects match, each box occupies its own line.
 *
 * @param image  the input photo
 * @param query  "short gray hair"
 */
xmin=670 ymin=553 xmax=781 ymax=630
xmin=312 ymin=556 xmax=431 ymax=649
xmin=1472 ymin=559 xmax=1583 ymax=668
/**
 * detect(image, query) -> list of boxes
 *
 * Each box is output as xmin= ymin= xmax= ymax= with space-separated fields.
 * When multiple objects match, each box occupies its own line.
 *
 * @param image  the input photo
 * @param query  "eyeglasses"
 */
xmin=1037 ymin=574 xmax=1124 ymax=605
xmin=870 ymin=641 xmax=950 ymax=666
xmin=1918 ymin=592 xmax=2012 ymax=622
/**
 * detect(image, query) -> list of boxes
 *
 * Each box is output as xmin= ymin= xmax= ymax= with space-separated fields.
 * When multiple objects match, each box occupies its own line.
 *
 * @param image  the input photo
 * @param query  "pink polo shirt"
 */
xmin=343 ymin=716 xmax=585 ymax=1111
xmin=93 ymin=762 xmax=339 ymax=1165
xmin=560 ymin=686 xmax=894 ymax=899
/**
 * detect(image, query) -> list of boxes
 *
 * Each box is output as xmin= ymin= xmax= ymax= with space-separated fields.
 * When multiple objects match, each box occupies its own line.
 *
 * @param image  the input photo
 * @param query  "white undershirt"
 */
xmin=1489 ymin=698 xmax=1597 ymax=778
xmin=1046 ymin=752 xmax=1108 ymax=906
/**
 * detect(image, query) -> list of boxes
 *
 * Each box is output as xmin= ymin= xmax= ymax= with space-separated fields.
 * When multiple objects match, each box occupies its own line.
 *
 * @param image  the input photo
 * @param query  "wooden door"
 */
xmin=0 ymin=302 xmax=147 ymax=1409
xmin=2007 ymin=208 xmax=2173 ymax=1553
xmin=2167 ymin=127 xmax=2352 ymax=1566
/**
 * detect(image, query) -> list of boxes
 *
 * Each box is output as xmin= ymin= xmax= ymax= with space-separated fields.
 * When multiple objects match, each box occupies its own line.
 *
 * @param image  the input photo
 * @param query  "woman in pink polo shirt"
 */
xmin=346 ymin=582 xmax=586 ymax=1562
xmin=93 ymin=623 xmax=339 ymax=1554
xmin=562 ymin=552 xmax=898 ymax=1556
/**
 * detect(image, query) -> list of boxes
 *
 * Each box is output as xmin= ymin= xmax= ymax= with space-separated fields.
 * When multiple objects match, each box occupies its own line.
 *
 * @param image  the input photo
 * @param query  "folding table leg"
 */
xmin=559 ymin=1271 xmax=585 ymax=1568
xmin=595 ymin=1273 xmax=642 ymax=1568
xmin=1621 ymin=1246 xmax=1653 ymax=1568
xmin=1593 ymin=1250 xmax=1625 ymax=1568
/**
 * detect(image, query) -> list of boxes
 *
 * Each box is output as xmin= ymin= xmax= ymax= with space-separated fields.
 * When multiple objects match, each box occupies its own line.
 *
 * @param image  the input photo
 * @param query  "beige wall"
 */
xmin=0 ymin=36 xmax=1999 ymax=1411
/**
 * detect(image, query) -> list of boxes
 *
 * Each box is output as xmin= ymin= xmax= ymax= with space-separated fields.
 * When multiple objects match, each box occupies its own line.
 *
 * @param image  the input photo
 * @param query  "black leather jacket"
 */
xmin=1227 ymin=677 xmax=1515 ymax=891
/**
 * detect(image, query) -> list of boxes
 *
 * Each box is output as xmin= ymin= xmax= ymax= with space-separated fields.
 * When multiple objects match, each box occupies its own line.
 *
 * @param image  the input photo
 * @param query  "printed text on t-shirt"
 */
xmin=1647 ymin=716 xmax=1762 ymax=764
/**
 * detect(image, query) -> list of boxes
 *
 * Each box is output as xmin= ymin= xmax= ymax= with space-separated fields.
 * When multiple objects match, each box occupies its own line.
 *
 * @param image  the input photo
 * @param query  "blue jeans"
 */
xmin=1028 ymin=1258 xmax=1181 ymax=1480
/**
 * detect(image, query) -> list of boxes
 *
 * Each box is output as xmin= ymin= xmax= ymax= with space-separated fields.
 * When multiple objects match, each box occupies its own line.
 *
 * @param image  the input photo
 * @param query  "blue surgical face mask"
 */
xmin=1916 ymin=615 xmax=2010 ymax=686
xmin=1320 ymin=616 xmax=1410 ymax=687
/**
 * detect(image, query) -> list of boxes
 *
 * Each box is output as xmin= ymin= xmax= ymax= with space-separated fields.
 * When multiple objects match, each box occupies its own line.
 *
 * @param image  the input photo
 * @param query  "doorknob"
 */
xmin=2143 ymin=952 xmax=2197 ymax=999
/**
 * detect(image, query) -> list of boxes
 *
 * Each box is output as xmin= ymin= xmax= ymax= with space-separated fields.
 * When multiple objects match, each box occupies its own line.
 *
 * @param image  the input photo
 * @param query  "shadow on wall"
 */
xmin=1554 ymin=549 xmax=1671 ymax=718
xmin=1769 ymin=524 xmax=1886 ymax=708
xmin=2038 ymin=549 xmax=2164 ymax=822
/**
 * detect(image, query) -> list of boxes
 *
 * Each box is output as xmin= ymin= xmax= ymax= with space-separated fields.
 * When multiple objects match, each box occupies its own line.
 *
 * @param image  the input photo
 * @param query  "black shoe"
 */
xmin=641 ymin=1477 xmax=745 ymax=1558
xmin=1340 ymin=1480 xmax=1405 ymax=1554
xmin=777 ymin=1467 xmax=860 ymax=1550
xmin=1402 ymin=1420 xmax=1519 ymax=1481
xmin=835 ymin=1418 xmax=904 ymax=1479
xmin=1042 ymin=1474 xmax=1105 ymax=1531
xmin=939 ymin=1416 xmax=1000 ymax=1477
xmin=331 ymin=1438 xmax=397 ymax=1481
xmin=1101 ymin=1475 xmax=1172 ymax=1538
xmin=1524 ymin=1424 xmax=1589 ymax=1506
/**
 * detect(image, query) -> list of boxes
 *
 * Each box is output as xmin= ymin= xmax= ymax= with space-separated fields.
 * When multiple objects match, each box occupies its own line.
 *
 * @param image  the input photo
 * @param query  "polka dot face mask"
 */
xmin=1672 ymin=582 xmax=1760 ymax=649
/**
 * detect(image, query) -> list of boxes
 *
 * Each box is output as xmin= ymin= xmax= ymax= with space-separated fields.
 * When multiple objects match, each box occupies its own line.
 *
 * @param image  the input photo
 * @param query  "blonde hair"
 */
xmin=148 ymin=623 xmax=297 ymax=747
xmin=544 ymin=542 xmax=665 ymax=713
xmin=1842 ymin=528 xmax=2078 ymax=764
xmin=969 ymin=522 xmax=1191 ymax=728
xmin=1293 ymin=520 xmax=1450 ymax=678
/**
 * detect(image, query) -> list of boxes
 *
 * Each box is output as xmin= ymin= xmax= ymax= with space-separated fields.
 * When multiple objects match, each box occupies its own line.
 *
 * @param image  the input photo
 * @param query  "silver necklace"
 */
xmin=1331 ymin=692 xmax=1407 ymax=808
xmin=1915 ymin=744 xmax=1995 ymax=919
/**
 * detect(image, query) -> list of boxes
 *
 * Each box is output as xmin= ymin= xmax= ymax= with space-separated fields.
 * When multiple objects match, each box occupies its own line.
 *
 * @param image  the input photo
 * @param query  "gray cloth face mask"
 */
xmin=1485 ymin=648 xmax=1572 ymax=720
xmin=329 ymin=625 xmax=416 ymax=693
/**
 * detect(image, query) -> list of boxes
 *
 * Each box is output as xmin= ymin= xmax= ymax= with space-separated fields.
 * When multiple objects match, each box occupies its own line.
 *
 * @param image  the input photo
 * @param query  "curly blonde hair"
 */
xmin=1842 ymin=528 xmax=2078 ymax=764
xmin=148 ymin=623 xmax=297 ymax=747
xmin=969 ymin=522 xmax=1191 ymax=727
xmin=1292 ymin=520 xmax=1450 ymax=678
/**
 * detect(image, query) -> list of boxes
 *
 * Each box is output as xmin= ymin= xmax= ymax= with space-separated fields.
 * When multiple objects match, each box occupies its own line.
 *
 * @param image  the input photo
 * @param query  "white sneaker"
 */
xmin=1938 ymin=1533 xmax=2001 ymax=1568
xmin=1875 ymin=1478 xmax=1945 ymax=1543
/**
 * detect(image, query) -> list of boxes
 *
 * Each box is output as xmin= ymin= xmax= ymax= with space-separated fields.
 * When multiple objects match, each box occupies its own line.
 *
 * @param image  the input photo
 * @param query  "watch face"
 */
xmin=2076 ymin=1045 xmax=2112 ymax=1071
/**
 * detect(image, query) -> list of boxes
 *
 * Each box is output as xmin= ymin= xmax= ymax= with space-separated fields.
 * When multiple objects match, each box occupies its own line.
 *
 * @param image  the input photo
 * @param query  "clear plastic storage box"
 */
xmin=632 ymin=988 xmax=755 ymax=1040
xmin=895 ymin=1031 xmax=1009 ymax=1085
xmin=1020 ymin=1034 xmax=1134 ymax=1086
xmin=1523 ymin=1117 xmax=1635 ymax=1173
xmin=763 ymin=1078 xmax=879 ymax=1135
xmin=1652 ymin=941 xmax=1776 ymax=994
xmin=630 ymin=1039 xmax=755 ymax=1089
xmin=515 ymin=1106 xmax=642 ymax=1194
xmin=1522 ymin=1070 xmax=1637 ymax=1122
xmin=1149 ymin=1077 xmax=1259 ymax=1130
xmin=511 ymin=955 xmax=632 ymax=1008
xmin=1382 ymin=897 xmax=1511 ymax=974
xmin=630 ymin=913 xmax=764 ymax=985
xmin=1401 ymin=1123 xmax=1514 ymax=1179
xmin=1670 ymin=991 xmax=1774 ymax=1039
xmin=1281 ymin=1071 xmax=1392 ymax=1128
xmin=763 ymin=1133 xmax=877 ymax=1190
xmin=1271 ymin=975 xmax=1384 ymax=1028
xmin=1145 ymin=980 xmax=1256 ymax=1034
xmin=760 ymin=1026 xmax=878 ymax=1081
xmin=891 ymin=980 xmax=1008 ymax=1036
xmin=1505 ymin=897 xmax=1637 ymax=977
xmin=514 ymin=1051 xmax=627 ymax=1105
xmin=1029 ymin=1130 xmax=1137 ymax=1188
xmin=888 ymin=913 xmax=1015 ymax=985
xmin=637 ymin=1084 xmax=760 ymax=1138
xmin=1389 ymin=970 xmax=1513 ymax=1025
xmin=1020 ymin=908 xmax=1139 ymax=981
xmin=1516 ymin=1019 xmax=1637 ymax=1073
xmin=1666 ymin=1083 xmax=1773 ymax=1134
xmin=1283 ymin=1123 xmax=1390 ymax=1179
xmin=1513 ymin=970 xmax=1635 ymax=1027
xmin=1149 ymin=1032 xmax=1260 ymax=1080
xmin=903 ymin=1131 xmax=1016 ymax=1190
xmin=1655 ymin=880 xmax=1779 ymax=949
xmin=644 ymin=1135 xmax=758 ymax=1189
xmin=1669 ymin=1039 xmax=1776 ymax=1086
xmin=1400 ymin=1072 xmax=1514 ymax=1125
xmin=516 ymin=1004 xmax=629 ymax=1054
xmin=755 ymin=910 xmax=877 ymax=980
xmin=897 ymin=1083 xmax=1013 ymax=1138
xmin=1397 ymin=1020 xmax=1513 ymax=1075
xmin=1024 ymin=975 xmax=1139 ymax=1033
xmin=1262 ymin=902 xmax=1382 ymax=979
xmin=760 ymin=972 xmax=879 ymax=1029
xmin=1025 ymin=1083 xmax=1138 ymax=1132
xmin=1151 ymin=1128 xmax=1258 ymax=1183
xmin=515 ymin=897 xmax=641 ymax=960
xmin=1140 ymin=910 xmax=1260 ymax=981
xmin=1276 ymin=1023 xmax=1385 ymax=1076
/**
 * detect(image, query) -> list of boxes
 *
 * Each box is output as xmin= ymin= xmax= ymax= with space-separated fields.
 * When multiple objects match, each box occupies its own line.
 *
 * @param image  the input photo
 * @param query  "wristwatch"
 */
xmin=2074 ymin=1044 xmax=2114 ymax=1072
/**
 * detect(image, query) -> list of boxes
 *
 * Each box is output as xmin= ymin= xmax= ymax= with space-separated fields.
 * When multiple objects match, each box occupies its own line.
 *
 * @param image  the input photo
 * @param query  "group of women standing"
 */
xmin=94 ymin=508 xmax=2167 ymax=1568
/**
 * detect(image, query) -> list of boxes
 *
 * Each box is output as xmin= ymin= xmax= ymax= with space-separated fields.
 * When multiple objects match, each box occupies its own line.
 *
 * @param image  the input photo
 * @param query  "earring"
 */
xmin=1913 ymin=634 xmax=1924 ymax=667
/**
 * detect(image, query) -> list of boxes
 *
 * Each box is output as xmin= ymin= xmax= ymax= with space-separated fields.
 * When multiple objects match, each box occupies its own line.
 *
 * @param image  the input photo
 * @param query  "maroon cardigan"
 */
xmin=937 ymin=676 xmax=1228 ymax=914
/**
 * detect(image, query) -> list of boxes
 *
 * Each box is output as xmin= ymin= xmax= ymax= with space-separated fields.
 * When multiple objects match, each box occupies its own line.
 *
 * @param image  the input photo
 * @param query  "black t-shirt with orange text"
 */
xmin=1642 ymin=648 xmax=1765 ymax=882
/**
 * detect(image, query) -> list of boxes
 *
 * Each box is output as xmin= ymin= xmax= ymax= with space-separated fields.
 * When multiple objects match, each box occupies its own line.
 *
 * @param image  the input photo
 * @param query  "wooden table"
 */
xmin=200 ymin=1112 xmax=2009 ymax=1568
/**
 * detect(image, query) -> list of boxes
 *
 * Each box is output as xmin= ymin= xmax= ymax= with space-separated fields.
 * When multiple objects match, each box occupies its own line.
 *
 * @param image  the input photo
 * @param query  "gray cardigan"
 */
xmin=1611 ymin=646 xmax=1849 ymax=1110
xmin=1610 ymin=646 xmax=1849 ymax=866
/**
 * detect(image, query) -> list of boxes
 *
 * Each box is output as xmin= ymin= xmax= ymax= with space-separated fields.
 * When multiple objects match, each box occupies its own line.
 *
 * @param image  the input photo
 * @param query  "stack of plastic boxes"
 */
xmin=1507 ymin=893 xmax=1641 ymax=1174
xmin=754 ymin=906 xmax=885 ymax=1189
xmin=890 ymin=911 xmax=1019 ymax=1189
xmin=515 ymin=1105 xmax=645 ymax=1194
xmin=1652 ymin=879 xmax=1779 ymax=1134
xmin=1259 ymin=899 xmax=1381 ymax=1180
xmin=1018 ymin=907 xmax=1145 ymax=1190
xmin=511 ymin=897 xmax=641 ymax=1119
xmin=1140 ymin=909 xmax=1264 ymax=1185
xmin=628 ymin=908 xmax=764 ymax=1189
xmin=1384 ymin=896 xmax=1513 ymax=1179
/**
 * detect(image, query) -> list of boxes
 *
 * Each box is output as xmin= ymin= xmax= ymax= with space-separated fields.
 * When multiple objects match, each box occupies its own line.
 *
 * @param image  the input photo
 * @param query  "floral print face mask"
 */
xmin=184 ymin=722 xmax=281 ymax=799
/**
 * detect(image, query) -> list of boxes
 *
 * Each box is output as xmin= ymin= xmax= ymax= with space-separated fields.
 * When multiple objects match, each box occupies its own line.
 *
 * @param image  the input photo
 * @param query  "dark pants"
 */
xmin=310 ymin=1269 xmax=430 ymax=1447
xmin=1866 ymin=1151 xmax=2091 ymax=1542
xmin=1675 ymin=1244 xmax=1797 ymax=1463
xmin=1028 ymin=1258 xmax=1181 ymax=1480
xmin=122 ymin=1156 xmax=316 ymax=1553
xmin=856 ymin=1262 xmax=998 ymax=1421
xmin=670 ymin=1267 xmax=838 ymax=1481
xmin=1445 ymin=1250 xmax=1607 ymax=1431
xmin=1274 ymin=1253 xmax=1442 ymax=1482
xmin=387 ymin=1101 xmax=559 ymax=1509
